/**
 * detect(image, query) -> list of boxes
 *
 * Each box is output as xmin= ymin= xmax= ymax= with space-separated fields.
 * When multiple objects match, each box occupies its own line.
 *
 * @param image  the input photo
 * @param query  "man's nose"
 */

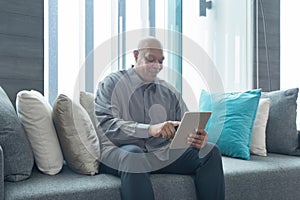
xmin=152 ymin=60 xmax=162 ymax=69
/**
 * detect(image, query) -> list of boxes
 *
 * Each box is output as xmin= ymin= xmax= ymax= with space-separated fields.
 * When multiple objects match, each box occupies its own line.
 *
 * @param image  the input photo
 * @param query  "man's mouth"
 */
xmin=149 ymin=70 xmax=159 ymax=75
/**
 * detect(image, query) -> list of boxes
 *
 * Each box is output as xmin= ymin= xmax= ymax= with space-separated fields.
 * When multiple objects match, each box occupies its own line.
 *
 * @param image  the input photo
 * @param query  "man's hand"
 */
xmin=187 ymin=128 xmax=208 ymax=149
xmin=148 ymin=121 xmax=180 ymax=139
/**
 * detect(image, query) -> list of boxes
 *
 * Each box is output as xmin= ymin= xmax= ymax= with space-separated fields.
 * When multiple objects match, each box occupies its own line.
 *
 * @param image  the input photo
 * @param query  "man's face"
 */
xmin=135 ymin=48 xmax=164 ymax=82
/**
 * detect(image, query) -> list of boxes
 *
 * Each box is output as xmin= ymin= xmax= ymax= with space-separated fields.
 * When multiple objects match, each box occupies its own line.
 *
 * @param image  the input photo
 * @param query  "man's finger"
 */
xmin=170 ymin=121 xmax=181 ymax=127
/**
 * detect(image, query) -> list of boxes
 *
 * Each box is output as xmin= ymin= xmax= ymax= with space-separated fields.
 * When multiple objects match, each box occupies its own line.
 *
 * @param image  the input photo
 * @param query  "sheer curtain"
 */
xmin=182 ymin=0 xmax=254 ymax=110
xmin=94 ymin=0 xmax=154 ymax=88
xmin=93 ymin=0 xmax=183 ymax=94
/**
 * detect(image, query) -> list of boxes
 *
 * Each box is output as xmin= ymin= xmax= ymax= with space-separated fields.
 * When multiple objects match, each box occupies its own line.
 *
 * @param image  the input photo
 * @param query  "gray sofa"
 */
xmin=1 ymin=87 xmax=300 ymax=200
xmin=2 ymin=144 xmax=300 ymax=200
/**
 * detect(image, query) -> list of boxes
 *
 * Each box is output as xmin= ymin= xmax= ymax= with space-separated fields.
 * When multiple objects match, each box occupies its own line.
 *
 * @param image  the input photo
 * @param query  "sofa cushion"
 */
xmin=0 ymin=87 xmax=34 ymax=181
xmin=223 ymin=153 xmax=300 ymax=200
xmin=261 ymin=88 xmax=300 ymax=155
xmin=4 ymin=166 xmax=197 ymax=200
xmin=199 ymin=89 xmax=261 ymax=160
xmin=4 ymin=154 xmax=300 ymax=200
xmin=250 ymin=98 xmax=270 ymax=156
xmin=16 ymin=90 xmax=64 ymax=175
xmin=52 ymin=94 xmax=100 ymax=175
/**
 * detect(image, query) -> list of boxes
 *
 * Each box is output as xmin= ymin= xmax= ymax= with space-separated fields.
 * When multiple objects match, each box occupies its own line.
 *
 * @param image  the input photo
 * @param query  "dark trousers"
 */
xmin=99 ymin=143 xmax=225 ymax=200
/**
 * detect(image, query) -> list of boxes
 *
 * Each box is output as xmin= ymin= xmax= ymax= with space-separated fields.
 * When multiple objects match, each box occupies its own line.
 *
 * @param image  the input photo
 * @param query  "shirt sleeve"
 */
xmin=94 ymin=74 xmax=150 ymax=147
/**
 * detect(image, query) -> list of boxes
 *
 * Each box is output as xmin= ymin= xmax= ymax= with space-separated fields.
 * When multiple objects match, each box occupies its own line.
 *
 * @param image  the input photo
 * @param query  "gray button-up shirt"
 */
xmin=95 ymin=68 xmax=188 ymax=156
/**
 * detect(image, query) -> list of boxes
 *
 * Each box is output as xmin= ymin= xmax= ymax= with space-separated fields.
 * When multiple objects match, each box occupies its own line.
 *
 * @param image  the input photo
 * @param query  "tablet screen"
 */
xmin=169 ymin=112 xmax=211 ymax=149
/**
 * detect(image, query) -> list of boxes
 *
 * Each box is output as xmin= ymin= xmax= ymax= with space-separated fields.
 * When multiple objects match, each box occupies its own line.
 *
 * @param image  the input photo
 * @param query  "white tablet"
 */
xmin=169 ymin=111 xmax=212 ymax=149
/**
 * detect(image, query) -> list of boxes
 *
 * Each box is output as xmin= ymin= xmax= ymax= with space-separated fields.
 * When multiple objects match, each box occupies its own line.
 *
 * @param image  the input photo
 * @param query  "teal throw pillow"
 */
xmin=199 ymin=89 xmax=261 ymax=160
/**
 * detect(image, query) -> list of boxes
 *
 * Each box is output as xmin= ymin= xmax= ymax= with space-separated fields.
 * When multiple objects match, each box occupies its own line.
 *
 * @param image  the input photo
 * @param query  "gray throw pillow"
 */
xmin=52 ymin=94 xmax=100 ymax=175
xmin=262 ymin=88 xmax=300 ymax=155
xmin=0 ymin=87 xmax=34 ymax=181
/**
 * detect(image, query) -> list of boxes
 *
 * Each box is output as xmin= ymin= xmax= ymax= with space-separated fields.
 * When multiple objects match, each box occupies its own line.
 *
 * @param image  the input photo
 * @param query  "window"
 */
xmin=45 ymin=0 xmax=86 ymax=104
xmin=182 ymin=0 xmax=253 ymax=110
xmin=45 ymin=0 xmax=254 ymax=111
xmin=280 ymin=0 xmax=300 ymax=129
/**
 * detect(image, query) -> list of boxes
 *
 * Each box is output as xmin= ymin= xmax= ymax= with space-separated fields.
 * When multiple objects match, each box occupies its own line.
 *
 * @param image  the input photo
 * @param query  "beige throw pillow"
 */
xmin=52 ymin=94 xmax=100 ymax=175
xmin=16 ymin=90 xmax=63 ymax=175
xmin=250 ymin=98 xmax=270 ymax=156
xmin=80 ymin=91 xmax=97 ymax=129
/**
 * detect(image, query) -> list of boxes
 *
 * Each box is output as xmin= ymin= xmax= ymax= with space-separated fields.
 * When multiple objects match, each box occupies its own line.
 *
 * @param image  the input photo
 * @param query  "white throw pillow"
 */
xmin=52 ymin=94 xmax=100 ymax=175
xmin=16 ymin=90 xmax=64 ymax=175
xmin=250 ymin=98 xmax=270 ymax=156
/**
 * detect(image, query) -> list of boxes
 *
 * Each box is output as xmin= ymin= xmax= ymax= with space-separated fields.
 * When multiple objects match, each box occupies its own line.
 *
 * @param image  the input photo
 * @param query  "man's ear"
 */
xmin=133 ymin=50 xmax=139 ymax=62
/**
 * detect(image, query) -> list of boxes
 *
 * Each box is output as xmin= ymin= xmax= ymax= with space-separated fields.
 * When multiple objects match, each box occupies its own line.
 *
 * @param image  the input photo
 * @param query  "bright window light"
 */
xmin=281 ymin=0 xmax=300 ymax=129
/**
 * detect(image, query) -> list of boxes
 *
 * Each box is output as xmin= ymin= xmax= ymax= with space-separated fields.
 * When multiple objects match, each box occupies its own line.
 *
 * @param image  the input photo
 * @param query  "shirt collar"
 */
xmin=128 ymin=68 xmax=158 ymax=92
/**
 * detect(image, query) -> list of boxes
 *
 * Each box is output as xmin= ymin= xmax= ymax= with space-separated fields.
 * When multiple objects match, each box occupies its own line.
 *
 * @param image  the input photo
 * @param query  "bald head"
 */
xmin=137 ymin=37 xmax=163 ymax=51
xmin=134 ymin=37 xmax=164 ymax=63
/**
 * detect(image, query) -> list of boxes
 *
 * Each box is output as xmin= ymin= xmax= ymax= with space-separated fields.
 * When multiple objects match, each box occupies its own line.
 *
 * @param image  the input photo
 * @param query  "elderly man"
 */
xmin=95 ymin=37 xmax=225 ymax=200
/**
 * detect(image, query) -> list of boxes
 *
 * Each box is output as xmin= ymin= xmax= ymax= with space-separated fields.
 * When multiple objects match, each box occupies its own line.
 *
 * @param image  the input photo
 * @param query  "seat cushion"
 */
xmin=223 ymin=153 xmax=300 ymax=200
xmin=5 ymin=153 xmax=300 ymax=200
xmin=4 ymin=166 xmax=197 ymax=200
